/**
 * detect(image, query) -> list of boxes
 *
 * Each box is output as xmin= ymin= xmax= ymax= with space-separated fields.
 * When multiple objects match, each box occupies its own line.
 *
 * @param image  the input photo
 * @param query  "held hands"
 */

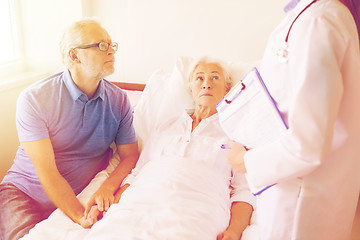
xmin=80 ymin=184 xmax=129 ymax=228
xmin=82 ymin=185 xmax=116 ymax=228
xmin=225 ymin=140 xmax=247 ymax=173
xmin=85 ymin=185 xmax=115 ymax=217
xmin=78 ymin=204 xmax=104 ymax=228
xmin=78 ymin=213 xmax=96 ymax=228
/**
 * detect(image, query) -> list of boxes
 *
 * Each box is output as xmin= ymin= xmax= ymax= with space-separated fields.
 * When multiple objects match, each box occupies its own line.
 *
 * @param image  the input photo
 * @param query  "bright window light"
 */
xmin=0 ymin=0 xmax=23 ymax=78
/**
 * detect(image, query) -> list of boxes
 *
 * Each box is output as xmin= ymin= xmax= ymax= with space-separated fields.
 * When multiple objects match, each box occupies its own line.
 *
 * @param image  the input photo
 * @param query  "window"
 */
xmin=0 ymin=0 xmax=23 ymax=78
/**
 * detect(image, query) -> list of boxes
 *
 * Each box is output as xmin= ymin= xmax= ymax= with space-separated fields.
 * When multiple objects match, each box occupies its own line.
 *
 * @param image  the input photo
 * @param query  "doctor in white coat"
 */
xmin=226 ymin=0 xmax=360 ymax=239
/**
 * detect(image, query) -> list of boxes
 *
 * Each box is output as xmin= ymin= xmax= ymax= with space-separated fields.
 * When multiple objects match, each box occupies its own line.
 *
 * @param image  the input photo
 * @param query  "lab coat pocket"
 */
xmin=255 ymin=178 xmax=303 ymax=236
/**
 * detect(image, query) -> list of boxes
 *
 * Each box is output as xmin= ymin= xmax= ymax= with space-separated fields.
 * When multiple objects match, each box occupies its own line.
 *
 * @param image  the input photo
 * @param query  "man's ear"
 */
xmin=69 ymin=49 xmax=80 ymax=63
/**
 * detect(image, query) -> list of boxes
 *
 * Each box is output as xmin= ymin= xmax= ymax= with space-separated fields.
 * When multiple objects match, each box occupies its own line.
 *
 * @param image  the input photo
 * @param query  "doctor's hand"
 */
xmin=225 ymin=140 xmax=247 ymax=173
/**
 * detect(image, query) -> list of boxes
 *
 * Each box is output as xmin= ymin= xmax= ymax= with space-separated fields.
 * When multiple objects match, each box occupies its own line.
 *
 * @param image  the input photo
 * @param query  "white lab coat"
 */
xmin=244 ymin=0 xmax=360 ymax=239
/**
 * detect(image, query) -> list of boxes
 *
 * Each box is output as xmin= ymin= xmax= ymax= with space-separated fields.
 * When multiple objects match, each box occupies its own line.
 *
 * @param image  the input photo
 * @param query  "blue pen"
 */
xmin=221 ymin=144 xmax=251 ymax=151
xmin=220 ymin=144 xmax=231 ymax=149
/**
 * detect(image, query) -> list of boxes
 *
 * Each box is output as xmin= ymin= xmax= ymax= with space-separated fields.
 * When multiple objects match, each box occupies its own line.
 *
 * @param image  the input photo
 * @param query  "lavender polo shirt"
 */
xmin=2 ymin=69 xmax=136 ymax=210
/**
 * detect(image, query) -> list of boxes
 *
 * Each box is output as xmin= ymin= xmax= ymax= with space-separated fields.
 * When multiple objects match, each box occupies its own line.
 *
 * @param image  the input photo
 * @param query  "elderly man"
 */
xmin=0 ymin=19 xmax=139 ymax=240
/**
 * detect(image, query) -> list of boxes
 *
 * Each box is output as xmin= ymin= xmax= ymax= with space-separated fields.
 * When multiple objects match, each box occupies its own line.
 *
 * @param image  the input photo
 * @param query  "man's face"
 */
xmin=76 ymin=24 xmax=116 ymax=80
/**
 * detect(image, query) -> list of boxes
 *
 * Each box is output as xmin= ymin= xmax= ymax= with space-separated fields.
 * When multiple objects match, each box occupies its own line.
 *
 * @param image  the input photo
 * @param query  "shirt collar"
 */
xmin=184 ymin=109 xmax=219 ymax=122
xmin=63 ymin=69 xmax=105 ymax=102
xmin=284 ymin=0 xmax=318 ymax=14
xmin=92 ymin=80 xmax=106 ymax=101
xmin=284 ymin=0 xmax=301 ymax=12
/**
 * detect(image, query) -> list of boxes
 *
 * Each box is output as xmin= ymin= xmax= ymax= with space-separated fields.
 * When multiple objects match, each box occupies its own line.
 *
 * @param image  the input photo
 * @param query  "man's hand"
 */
xmin=85 ymin=186 xmax=115 ymax=217
xmin=79 ymin=215 xmax=96 ymax=229
xmin=81 ymin=204 xmax=104 ymax=228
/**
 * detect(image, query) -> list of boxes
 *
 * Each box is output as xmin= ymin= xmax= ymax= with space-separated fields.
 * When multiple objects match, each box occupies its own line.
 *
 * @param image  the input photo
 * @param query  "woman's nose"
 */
xmin=202 ymin=79 xmax=212 ymax=89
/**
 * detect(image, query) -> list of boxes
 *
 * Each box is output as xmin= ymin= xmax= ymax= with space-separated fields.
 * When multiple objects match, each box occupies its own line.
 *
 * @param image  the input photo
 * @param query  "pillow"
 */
xmin=124 ymin=90 xmax=143 ymax=109
xmin=133 ymin=56 xmax=259 ymax=150
xmin=229 ymin=60 xmax=261 ymax=85
xmin=133 ymin=56 xmax=193 ymax=149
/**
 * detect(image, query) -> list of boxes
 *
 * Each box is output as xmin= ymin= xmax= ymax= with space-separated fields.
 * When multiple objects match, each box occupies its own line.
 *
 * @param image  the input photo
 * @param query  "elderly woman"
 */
xmin=81 ymin=57 xmax=255 ymax=240
xmin=22 ymin=57 xmax=255 ymax=240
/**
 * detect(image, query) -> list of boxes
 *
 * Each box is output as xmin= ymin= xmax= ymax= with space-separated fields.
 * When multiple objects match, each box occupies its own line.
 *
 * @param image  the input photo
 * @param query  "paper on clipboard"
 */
xmin=216 ymin=67 xmax=287 ymax=149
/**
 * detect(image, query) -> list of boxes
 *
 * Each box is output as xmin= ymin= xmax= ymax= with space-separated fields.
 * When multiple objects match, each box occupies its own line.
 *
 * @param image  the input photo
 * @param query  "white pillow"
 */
xmin=133 ymin=56 xmax=259 ymax=150
xmin=124 ymin=90 xmax=143 ymax=109
xmin=229 ymin=60 xmax=261 ymax=85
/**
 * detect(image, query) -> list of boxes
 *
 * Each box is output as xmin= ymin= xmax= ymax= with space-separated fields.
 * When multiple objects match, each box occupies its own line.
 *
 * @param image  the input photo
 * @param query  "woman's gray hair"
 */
xmin=59 ymin=18 xmax=102 ymax=68
xmin=186 ymin=56 xmax=233 ymax=90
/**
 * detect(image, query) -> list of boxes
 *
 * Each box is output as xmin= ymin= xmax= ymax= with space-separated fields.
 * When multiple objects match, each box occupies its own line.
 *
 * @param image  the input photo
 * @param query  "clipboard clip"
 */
xmin=224 ymin=82 xmax=245 ymax=104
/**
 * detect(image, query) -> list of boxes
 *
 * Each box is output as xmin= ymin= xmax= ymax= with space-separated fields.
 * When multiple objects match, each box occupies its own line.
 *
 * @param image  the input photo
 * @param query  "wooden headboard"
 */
xmin=111 ymin=82 xmax=146 ymax=91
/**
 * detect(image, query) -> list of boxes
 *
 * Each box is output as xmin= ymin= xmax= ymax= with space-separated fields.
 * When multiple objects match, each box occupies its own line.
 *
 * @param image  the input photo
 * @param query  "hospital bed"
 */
xmin=20 ymin=57 xmax=259 ymax=240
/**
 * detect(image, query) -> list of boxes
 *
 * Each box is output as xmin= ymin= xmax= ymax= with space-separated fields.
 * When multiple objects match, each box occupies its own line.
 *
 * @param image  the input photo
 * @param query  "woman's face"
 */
xmin=190 ymin=62 xmax=229 ymax=109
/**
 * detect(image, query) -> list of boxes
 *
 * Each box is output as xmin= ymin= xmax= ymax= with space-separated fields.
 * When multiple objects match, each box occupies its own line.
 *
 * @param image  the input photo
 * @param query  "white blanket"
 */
xmin=22 ymin=156 xmax=258 ymax=240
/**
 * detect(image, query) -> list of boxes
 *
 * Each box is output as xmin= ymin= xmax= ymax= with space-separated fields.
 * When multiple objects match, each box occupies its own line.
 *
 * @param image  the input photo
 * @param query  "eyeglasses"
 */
xmin=74 ymin=42 xmax=118 ymax=52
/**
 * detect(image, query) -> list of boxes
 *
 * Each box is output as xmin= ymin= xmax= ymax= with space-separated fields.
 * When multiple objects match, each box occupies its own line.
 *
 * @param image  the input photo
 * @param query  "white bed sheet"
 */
xmin=22 ymin=155 xmax=258 ymax=240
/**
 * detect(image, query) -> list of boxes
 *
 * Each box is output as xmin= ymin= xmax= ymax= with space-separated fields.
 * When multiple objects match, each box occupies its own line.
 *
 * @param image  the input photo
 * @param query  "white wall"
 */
xmin=88 ymin=0 xmax=288 ymax=83
xmin=17 ymin=0 xmax=289 ymax=83
xmin=20 ymin=0 xmax=84 ymax=74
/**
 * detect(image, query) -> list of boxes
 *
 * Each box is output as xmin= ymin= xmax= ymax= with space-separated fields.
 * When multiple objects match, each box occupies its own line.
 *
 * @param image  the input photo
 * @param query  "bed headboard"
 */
xmin=111 ymin=82 xmax=146 ymax=92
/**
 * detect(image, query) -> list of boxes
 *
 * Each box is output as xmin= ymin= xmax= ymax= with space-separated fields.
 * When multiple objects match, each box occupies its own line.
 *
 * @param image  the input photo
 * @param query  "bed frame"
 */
xmin=111 ymin=82 xmax=146 ymax=92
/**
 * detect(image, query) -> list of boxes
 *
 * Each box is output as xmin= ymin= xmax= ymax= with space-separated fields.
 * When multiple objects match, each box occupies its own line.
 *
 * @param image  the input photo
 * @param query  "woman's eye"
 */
xmin=212 ymin=76 xmax=219 ymax=80
xmin=196 ymin=77 xmax=203 ymax=81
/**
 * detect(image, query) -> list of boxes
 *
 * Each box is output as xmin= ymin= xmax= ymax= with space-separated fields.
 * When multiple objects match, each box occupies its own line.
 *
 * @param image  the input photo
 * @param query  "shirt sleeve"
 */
xmin=230 ymin=170 xmax=256 ymax=208
xmin=16 ymin=90 xmax=50 ymax=142
xmin=115 ymin=93 xmax=137 ymax=145
xmin=121 ymin=134 xmax=156 ymax=186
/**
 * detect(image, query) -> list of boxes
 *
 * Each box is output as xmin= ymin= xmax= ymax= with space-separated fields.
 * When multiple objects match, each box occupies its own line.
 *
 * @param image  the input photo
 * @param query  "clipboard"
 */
xmin=216 ymin=67 xmax=288 ymax=196
xmin=216 ymin=67 xmax=288 ymax=149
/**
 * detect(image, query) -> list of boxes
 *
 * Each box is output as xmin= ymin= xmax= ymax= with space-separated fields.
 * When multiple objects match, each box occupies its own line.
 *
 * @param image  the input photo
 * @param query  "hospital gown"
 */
xmin=85 ymin=110 xmax=255 ymax=240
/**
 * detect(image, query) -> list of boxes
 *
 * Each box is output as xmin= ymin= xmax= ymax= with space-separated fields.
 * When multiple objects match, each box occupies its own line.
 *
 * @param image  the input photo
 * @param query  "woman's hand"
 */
xmin=82 ymin=204 xmax=104 ymax=228
xmin=216 ymin=228 xmax=242 ymax=240
xmin=78 ymin=214 xmax=95 ymax=229
xmin=225 ymin=140 xmax=247 ymax=173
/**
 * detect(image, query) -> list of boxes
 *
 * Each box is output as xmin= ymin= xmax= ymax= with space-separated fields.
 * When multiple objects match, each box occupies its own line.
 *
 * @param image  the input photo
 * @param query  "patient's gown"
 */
xmin=85 ymin=110 xmax=255 ymax=240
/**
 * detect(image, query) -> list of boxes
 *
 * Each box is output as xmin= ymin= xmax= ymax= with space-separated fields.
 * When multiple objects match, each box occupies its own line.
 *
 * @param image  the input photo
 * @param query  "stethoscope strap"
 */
xmin=277 ymin=0 xmax=319 ymax=63
xmin=285 ymin=0 xmax=319 ymax=43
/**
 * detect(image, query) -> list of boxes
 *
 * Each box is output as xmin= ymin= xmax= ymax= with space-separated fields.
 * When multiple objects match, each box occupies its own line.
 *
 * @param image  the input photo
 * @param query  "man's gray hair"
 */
xmin=59 ymin=18 xmax=102 ymax=68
